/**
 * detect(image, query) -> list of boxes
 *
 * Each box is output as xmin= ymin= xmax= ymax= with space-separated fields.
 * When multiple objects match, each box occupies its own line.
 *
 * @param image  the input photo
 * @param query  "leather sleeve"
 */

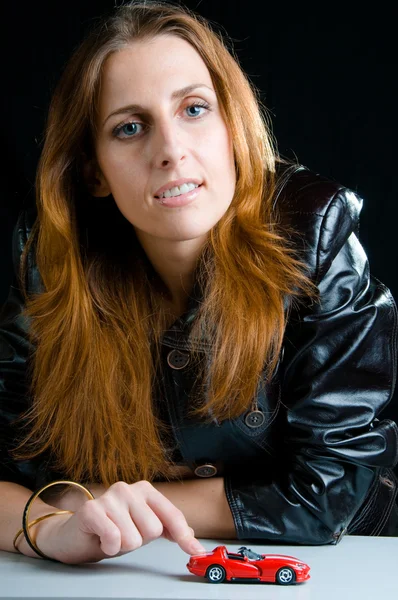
xmin=224 ymin=190 xmax=398 ymax=544
xmin=0 ymin=211 xmax=44 ymax=489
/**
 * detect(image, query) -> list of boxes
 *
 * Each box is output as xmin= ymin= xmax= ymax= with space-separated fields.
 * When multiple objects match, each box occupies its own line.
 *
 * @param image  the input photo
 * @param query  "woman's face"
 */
xmin=93 ymin=34 xmax=236 ymax=247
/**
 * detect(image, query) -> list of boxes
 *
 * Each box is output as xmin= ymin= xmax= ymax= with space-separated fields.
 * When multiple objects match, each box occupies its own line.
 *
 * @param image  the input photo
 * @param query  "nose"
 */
xmin=151 ymin=120 xmax=186 ymax=169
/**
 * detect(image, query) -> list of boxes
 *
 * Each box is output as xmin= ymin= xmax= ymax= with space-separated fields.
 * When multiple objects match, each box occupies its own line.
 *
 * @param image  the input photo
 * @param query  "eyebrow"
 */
xmin=102 ymin=83 xmax=215 ymax=126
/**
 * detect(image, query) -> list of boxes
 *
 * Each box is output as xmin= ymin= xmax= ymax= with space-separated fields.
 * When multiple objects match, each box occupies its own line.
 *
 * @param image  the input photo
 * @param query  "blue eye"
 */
xmin=112 ymin=101 xmax=211 ymax=140
xmin=114 ymin=122 xmax=142 ymax=137
xmin=186 ymin=104 xmax=205 ymax=117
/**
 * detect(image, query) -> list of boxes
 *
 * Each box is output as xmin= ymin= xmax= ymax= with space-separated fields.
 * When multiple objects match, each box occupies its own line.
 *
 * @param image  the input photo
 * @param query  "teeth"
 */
xmin=161 ymin=182 xmax=199 ymax=198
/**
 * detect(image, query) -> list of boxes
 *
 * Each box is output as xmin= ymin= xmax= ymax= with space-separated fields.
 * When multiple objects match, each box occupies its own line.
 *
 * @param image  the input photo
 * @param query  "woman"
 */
xmin=1 ymin=1 xmax=397 ymax=564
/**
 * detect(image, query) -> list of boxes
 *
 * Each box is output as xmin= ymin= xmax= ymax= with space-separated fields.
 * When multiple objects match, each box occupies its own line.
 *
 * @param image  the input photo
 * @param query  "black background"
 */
xmin=1 ymin=1 xmax=397 ymax=426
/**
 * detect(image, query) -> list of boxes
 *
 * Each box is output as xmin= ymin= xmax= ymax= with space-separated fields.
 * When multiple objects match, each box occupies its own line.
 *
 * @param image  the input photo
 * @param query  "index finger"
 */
xmin=146 ymin=489 xmax=207 ymax=555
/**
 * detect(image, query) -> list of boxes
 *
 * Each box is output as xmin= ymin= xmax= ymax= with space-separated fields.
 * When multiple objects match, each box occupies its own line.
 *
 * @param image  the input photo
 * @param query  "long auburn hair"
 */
xmin=11 ymin=0 xmax=319 ymax=487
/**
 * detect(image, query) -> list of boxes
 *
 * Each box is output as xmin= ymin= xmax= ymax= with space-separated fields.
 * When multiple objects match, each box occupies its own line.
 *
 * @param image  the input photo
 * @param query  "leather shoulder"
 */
xmin=273 ymin=164 xmax=364 ymax=282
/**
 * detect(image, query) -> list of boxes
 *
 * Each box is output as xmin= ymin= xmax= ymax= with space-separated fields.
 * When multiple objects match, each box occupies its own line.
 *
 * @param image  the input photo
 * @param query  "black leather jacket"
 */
xmin=1 ymin=164 xmax=398 ymax=544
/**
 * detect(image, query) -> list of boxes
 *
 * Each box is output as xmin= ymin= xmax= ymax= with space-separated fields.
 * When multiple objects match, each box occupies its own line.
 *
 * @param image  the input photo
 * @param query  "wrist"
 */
xmin=32 ymin=511 xmax=74 ymax=560
xmin=17 ymin=506 xmax=72 ymax=559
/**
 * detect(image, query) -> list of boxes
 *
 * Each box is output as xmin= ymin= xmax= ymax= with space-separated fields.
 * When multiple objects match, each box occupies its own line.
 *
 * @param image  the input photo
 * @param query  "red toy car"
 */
xmin=187 ymin=545 xmax=310 ymax=585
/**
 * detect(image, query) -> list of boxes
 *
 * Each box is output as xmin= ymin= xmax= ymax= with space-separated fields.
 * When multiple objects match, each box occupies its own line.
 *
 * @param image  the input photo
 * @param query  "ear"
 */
xmin=81 ymin=155 xmax=111 ymax=197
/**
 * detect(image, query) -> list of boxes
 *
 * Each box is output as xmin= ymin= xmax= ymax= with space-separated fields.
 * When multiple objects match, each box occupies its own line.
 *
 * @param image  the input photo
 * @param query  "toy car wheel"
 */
xmin=276 ymin=567 xmax=296 ymax=585
xmin=206 ymin=564 xmax=226 ymax=583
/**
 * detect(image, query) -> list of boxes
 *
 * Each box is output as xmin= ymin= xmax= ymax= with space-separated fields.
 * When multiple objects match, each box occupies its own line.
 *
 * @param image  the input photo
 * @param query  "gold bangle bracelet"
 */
xmin=18 ymin=480 xmax=95 ymax=562
xmin=13 ymin=510 xmax=74 ymax=552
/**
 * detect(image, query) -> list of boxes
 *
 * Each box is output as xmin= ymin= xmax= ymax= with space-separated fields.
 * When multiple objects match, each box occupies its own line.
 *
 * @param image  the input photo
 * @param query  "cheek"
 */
xmin=101 ymin=148 xmax=129 ymax=174
xmin=205 ymin=130 xmax=236 ymax=205
xmin=98 ymin=147 xmax=143 ymax=192
xmin=214 ymin=126 xmax=236 ymax=186
xmin=201 ymin=122 xmax=234 ymax=171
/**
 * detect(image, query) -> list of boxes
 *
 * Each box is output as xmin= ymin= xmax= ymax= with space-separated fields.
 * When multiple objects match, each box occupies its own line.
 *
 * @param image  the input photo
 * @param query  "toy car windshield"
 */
xmin=237 ymin=546 xmax=263 ymax=560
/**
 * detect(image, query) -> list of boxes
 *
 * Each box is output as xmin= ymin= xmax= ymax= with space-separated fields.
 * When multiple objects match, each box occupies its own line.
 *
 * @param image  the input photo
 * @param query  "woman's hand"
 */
xmin=35 ymin=480 xmax=207 ymax=564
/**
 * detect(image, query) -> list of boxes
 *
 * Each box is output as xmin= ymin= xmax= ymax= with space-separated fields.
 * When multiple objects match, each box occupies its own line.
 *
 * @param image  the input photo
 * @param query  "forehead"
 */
xmin=98 ymin=35 xmax=212 ymax=114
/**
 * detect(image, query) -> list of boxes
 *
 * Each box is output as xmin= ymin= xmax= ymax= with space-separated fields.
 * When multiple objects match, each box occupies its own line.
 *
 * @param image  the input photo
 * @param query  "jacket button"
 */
xmin=194 ymin=464 xmax=218 ymax=478
xmin=167 ymin=349 xmax=190 ymax=369
xmin=245 ymin=410 xmax=265 ymax=428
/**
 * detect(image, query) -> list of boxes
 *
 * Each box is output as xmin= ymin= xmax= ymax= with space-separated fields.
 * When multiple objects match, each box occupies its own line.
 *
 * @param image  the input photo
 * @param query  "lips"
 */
xmin=154 ymin=178 xmax=203 ymax=198
xmin=155 ymin=183 xmax=203 ymax=208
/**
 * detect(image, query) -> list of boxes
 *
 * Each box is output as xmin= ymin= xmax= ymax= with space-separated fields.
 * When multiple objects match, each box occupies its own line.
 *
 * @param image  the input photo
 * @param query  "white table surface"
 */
xmin=0 ymin=535 xmax=397 ymax=599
